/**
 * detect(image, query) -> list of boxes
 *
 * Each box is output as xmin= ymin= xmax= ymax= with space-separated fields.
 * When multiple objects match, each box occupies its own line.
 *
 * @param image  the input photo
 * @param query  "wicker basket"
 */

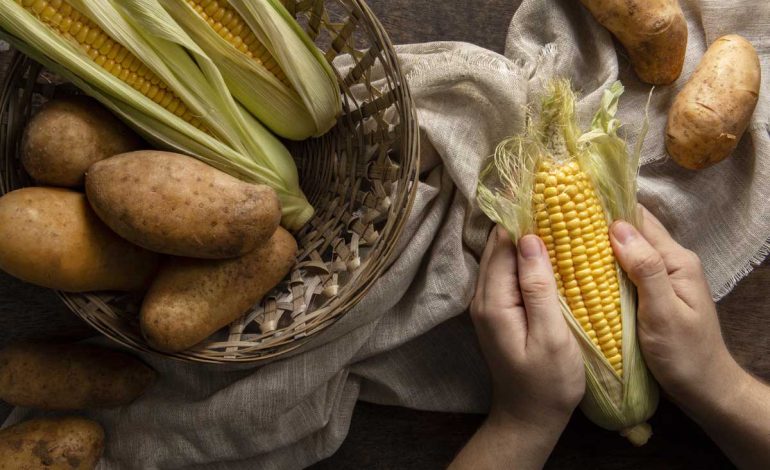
xmin=0 ymin=0 xmax=419 ymax=364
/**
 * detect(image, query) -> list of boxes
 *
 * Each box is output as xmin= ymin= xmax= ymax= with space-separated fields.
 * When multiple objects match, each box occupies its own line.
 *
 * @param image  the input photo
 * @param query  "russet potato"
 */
xmin=0 ymin=342 xmax=156 ymax=410
xmin=141 ymin=227 xmax=297 ymax=352
xmin=0 ymin=187 xmax=158 ymax=292
xmin=666 ymin=35 xmax=761 ymax=169
xmin=86 ymin=151 xmax=281 ymax=259
xmin=0 ymin=416 xmax=104 ymax=470
xmin=21 ymin=95 xmax=142 ymax=187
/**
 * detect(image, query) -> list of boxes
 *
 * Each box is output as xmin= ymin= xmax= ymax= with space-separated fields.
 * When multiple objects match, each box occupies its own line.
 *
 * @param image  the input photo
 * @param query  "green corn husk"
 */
xmin=0 ymin=0 xmax=314 ymax=229
xmin=477 ymin=79 xmax=659 ymax=446
xmin=159 ymin=0 xmax=341 ymax=140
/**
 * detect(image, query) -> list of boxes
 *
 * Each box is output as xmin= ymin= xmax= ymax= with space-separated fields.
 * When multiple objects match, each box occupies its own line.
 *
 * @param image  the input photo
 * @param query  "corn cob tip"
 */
xmin=620 ymin=422 xmax=652 ymax=446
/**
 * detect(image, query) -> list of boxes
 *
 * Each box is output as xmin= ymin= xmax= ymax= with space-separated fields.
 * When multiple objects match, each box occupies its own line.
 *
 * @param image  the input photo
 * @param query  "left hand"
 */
xmin=470 ymin=226 xmax=585 ymax=430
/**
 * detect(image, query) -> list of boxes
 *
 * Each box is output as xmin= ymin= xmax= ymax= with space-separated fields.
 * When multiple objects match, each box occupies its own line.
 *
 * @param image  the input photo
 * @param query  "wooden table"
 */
xmin=2 ymin=1 xmax=768 ymax=468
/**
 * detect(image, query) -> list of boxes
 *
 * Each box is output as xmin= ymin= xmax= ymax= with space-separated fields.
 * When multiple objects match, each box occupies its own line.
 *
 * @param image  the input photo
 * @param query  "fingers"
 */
xmin=610 ymin=220 xmax=680 ymax=313
xmin=471 ymin=226 xmax=527 ymax=348
xmin=474 ymin=226 xmax=498 ymax=302
xmin=638 ymin=206 xmax=694 ymax=270
xmin=516 ymin=235 xmax=567 ymax=345
xmin=483 ymin=226 xmax=522 ymax=312
xmin=637 ymin=206 xmax=711 ymax=307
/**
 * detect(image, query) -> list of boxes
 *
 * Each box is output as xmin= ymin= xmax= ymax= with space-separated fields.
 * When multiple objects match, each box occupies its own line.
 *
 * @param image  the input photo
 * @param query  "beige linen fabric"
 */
xmin=4 ymin=1 xmax=769 ymax=468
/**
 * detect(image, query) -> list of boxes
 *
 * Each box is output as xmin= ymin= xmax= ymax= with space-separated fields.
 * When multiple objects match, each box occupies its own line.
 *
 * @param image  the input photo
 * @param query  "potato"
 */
xmin=580 ymin=0 xmax=688 ymax=85
xmin=0 ymin=187 xmax=158 ymax=292
xmin=86 ymin=151 xmax=281 ymax=259
xmin=141 ymin=227 xmax=297 ymax=352
xmin=0 ymin=416 xmax=104 ymax=470
xmin=666 ymin=35 xmax=761 ymax=170
xmin=21 ymin=96 xmax=142 ymax=187
xmin=0 ymin=342 xmax=156 ymax=410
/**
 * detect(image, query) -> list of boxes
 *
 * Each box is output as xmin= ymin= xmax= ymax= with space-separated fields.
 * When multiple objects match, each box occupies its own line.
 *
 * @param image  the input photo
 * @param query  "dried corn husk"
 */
xmin=159 ymin=0 xmax=340 ymax=140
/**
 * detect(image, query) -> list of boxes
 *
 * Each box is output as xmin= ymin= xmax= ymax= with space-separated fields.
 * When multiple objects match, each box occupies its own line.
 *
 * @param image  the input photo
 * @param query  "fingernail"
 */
xmin=519 ymin=235 xmax=542 ymax=259
xmin=612 ymin=221 xmax=637 ymax=245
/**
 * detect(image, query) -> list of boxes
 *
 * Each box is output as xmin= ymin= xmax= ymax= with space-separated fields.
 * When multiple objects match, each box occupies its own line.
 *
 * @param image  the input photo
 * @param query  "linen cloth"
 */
xmin=4 ymin=1 xmax=769 ymax=468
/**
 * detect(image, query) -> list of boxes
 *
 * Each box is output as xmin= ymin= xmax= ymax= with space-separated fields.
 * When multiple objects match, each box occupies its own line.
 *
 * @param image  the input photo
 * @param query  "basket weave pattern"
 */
xmin=0 ymin=0 xmax=419 ymax=363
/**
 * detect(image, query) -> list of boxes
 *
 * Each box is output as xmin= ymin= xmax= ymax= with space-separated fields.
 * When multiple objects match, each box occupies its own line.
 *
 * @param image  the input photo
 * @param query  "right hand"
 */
xmin=608 ymin=206 xmax=745 ymax=412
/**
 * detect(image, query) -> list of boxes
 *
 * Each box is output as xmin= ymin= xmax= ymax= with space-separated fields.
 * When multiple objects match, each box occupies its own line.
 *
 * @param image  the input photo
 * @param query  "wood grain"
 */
xmin=1 ymin=2 xmax=769 ymax=469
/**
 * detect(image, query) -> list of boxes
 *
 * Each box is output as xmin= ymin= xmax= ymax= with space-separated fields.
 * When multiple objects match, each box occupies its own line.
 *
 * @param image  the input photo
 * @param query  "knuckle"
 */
xmin=683 ymin=249 xmax=703 ymax=271
xmin=546 ymin=332 xmax=574 ymax=354
xmin=631 ymin=251 xmax=666 ymax=279
xmin=470 ymin=297 xmax=502 ymax=326
xmin=518 ymin=273 xmax=552 ymax=298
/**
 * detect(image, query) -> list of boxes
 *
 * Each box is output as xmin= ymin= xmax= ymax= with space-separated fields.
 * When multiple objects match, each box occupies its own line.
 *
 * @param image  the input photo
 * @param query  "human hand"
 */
xmin=609 ymin=206 xmax=745 ymax=413
xmin=470 ymin=226 xmax=585 ymax=431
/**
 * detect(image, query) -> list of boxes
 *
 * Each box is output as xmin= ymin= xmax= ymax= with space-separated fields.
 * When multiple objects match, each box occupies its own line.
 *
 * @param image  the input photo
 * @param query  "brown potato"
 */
xmin=0 ymin=342 xmax=156 ymax=410
xmin=666 ymin=35 xmax=761 ymax=169
xmin=86 ymin=151 xmax=281 ymax=259
xmin=0 ymin=187 xmax=158 ymax=292
xmin=0 ymin=416 xmax=104 ymax=470
xmin=580 ymin=0 xmax=688 ymax=85
xmin=141 ymin=227 xmax=297 ymax=352
xmin=22 ymin=95 xmax=142 ymax=187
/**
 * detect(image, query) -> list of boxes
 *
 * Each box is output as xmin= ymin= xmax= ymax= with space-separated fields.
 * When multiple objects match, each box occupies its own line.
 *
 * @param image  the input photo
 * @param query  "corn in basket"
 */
xmin=0 ymin=0 xmax=419 ymax=364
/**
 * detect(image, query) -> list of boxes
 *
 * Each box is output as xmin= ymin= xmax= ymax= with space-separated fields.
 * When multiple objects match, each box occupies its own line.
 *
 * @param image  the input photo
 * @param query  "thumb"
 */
xmin=610 ymin=221 xmax=679 ymax=315
xmin=516 ymin=234 xmax=567 ymax=344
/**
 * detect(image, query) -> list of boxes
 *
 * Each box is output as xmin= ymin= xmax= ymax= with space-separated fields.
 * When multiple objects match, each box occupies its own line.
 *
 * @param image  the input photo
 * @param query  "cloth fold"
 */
xmin=4 ymin=1 xmax=769 ymax=468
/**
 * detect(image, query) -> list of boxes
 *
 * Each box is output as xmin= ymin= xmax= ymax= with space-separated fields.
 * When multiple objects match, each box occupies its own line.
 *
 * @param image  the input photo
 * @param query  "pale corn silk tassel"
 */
xmin=477 ymin=79 xmax=658 ymax=446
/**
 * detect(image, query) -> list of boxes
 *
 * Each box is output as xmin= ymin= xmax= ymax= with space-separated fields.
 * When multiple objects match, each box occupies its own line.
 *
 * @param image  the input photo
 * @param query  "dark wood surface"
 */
xmin=1 ymin=1 xmax=768 ymax=468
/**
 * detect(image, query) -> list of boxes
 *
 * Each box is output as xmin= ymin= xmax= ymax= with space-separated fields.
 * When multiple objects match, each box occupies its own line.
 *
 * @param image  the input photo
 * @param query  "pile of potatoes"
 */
xmin=580 ymin=0 xmax=761 ymax=170
xmin=0 ymin=95 xmax=298 ymax=352
xmin=0 ymin=342 xmax=157 ymax=469
xmin=0 ymin=96 xmax=299 ymax=467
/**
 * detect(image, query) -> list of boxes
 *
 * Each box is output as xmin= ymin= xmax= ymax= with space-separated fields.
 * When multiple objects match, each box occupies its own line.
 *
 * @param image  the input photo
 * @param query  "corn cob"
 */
xmin=477 ymin=80 xmax=658 ymax=446
xmin=183 ymin=0 xmax=290 ymax=86
xmin=16 ymin=0 xmax=204 ymax=130
xmin=1 ymin=0 xmax=316 ymax=228
xmin=159 ymin=0 xmax=341 ymax=140
xmin=533 ymin=160 xmax=623 ymax=376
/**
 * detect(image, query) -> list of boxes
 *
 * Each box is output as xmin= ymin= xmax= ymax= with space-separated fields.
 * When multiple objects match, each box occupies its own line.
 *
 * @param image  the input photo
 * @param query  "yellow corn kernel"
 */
xmin=185 ymin=0 xmax=290 ymax=86
xmin=533 ymin=159 xmax=623 ymax=376
xmin=18 ymin=0 xmax=204 ymax=130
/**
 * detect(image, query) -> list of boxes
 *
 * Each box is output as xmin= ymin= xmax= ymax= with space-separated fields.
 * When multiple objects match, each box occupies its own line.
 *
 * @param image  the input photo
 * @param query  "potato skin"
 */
xmin=85 ymin=151 xmax=281 ymax=259
xmin=22 ymin=96 xmax=142 ymax=187
xmin=141 ymin=227 xmax=297 ymax=352
xmin=580 ymin=0 xmax=687 ymax=85
xmin=0 ymin=342 xmax=156 ymax=410
xmin=666 ymin=35 xmax=761 ymax=170
xmin=0 ymin=416 xmax=104 ymax=470
xmin=0 ymin=187 xmax=158 ymax=292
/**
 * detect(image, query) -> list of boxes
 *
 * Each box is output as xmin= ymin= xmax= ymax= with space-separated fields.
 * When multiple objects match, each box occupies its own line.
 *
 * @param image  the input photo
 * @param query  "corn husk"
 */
xmin=0 ymin=0 xmax=313 ymax=229
xmin=477 ymin=80 xmax=659 ymax=446
xmin=159 ymin=0 xmax=340 ymax=140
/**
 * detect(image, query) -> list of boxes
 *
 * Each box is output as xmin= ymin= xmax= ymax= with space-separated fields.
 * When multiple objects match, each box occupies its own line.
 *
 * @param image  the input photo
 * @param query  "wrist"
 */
xmin=676 ymin=354 xmax=749 ymax=421
xmin=488 ymin=402 xmax=572 ymax=439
